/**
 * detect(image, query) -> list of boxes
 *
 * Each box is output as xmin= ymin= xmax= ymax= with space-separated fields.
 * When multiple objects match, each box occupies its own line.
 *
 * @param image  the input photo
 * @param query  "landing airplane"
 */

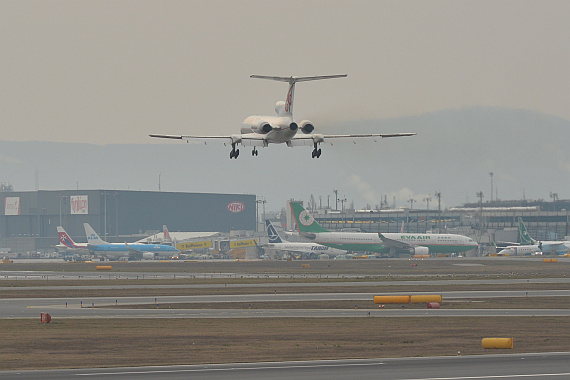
xmin=84 ymin=223 xmax=180 ymax=260
xmin=265 ymin=220 xmax=346 ymax=259
xmin=150 ymin=75 xmax=416 ymax=159
xmin=289 ymin=202 xmax=478 ymax=256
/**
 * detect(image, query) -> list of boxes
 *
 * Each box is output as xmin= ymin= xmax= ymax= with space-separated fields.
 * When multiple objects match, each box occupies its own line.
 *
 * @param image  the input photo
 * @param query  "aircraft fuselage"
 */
xmin=241 ymin=115 xmax=298 ymax=144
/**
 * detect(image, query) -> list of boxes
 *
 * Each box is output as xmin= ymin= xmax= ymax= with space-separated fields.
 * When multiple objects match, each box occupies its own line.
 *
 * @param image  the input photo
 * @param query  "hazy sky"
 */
xmin=1 ymin=1 xmax=569 ymax=144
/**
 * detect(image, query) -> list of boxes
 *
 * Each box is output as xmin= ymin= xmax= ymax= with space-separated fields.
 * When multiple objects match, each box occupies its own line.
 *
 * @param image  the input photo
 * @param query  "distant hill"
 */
xmin=1 ymin=107 xmax=569 ymax=210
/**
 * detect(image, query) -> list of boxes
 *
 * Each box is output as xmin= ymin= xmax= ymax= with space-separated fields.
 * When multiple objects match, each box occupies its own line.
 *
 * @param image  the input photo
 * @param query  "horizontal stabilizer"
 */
xmin=250 ymin=74 xmax=347 ymax=83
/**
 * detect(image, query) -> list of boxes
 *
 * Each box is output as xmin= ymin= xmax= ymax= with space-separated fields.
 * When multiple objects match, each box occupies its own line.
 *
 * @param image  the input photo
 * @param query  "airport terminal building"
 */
xmin=0 ymin=190 xmax=256 ymax=253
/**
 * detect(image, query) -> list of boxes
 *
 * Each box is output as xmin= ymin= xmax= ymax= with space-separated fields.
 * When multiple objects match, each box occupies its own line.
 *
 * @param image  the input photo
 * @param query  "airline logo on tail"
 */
xmin=298 ymin=210 xmax=315 ymax=226
xmin=58 ymin=230 xmax=77 ymax=248
xmin=84 ymin=223 xmax=108 ymax=246
xmin=289 ymin=202 xmax=328 ymax=233
xmin=163 ymin=225 xmax=171 ymax=241
xmin=57 ymin=226 xmax=86 ymax=249
xmin=265 ymin=220 xmax=283 ymax=244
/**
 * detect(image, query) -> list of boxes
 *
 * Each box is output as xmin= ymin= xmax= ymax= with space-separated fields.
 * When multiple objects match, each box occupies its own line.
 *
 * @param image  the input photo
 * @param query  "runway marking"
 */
xmin=76 ymin=361 xmax=386 ymax=375
xmin=75 ymin=366 xmax=570 ymax=378
xmin=400 ymin=373 xmax=570 ymax=379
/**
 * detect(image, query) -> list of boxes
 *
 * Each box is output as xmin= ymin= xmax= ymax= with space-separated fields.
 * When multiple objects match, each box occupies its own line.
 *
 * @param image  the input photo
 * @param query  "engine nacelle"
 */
xmin=410 ymin=246 xmax=429 ymax=255
xmin=142 ymin=252 xmax=157 ymax=260
xmin=299 ymin=120 xmax=315 ymax=134
xmin=251 ymin=121 xmax=273 ymax=134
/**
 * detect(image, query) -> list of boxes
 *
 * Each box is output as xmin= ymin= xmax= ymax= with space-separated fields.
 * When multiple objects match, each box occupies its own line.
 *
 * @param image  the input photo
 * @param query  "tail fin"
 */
xmin=250 ymin=74 xmax=347 ymax=116
xmin=163 ymin=225 xmax=172 ymax=241
xmin=518 ymin=217 xmax=537 ymax=245
xmin=84 ymin=223 xmax=108 ymax=245
xmin=57 ymin=226 xmax=81 ymax=248
xmin=265 ymin=220 xmax=283 ymax=243
xmin=289 ymin=201 xmax=329 ymax=233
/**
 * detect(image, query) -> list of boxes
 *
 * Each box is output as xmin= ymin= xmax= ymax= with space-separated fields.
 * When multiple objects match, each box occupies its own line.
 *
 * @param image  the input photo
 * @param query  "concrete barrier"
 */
xmin=410 ymin=295 xmax=443 ymax=303
xmin=543 ymin=258 xmax=558 ymax=263
xmin=482 ymin=337 xmax=513 ymax=349
xmin=95 ymin=265 xmax=112 ymax=270
xmin=373 ymin=295 xmax=411 ymax=304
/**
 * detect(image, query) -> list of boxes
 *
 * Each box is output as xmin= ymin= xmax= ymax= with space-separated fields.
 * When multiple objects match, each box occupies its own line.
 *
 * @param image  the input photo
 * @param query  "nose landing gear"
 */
xmin=252 ymin=147 xmax=259 ymax=156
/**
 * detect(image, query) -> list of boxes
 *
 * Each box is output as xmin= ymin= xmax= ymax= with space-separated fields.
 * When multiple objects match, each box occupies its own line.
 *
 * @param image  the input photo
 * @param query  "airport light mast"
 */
xmin=550 ymin=192 xmax=558 ymax=212
xmin=423 ymin=197 xmax=431 ymax=210
xmin=333 ymin=189 xmax=339 ymax=211
xmin=434 ymin=191 xmax=441 ymax=232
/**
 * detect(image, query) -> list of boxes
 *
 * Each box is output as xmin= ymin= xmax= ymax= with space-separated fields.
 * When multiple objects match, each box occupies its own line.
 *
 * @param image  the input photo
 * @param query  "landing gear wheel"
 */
xmin=311 ymin=142 xmax=321 ymax=158
xmin=229 ymin=143 xmax=239 ymax=159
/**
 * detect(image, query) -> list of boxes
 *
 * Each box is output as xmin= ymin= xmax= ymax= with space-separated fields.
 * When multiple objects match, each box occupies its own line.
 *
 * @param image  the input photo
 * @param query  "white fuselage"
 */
xmin=241 ymin=115 xmax=298 ymax=144
xmin=308 ymin=232 xmax=478 ymax=254
xmin=266 ymin=241 xmax=346 ymax=256
xmin=497 ymin=245 xmax=540 ymax=256
xmin=539 ymin=241 xmax=570 ymax=255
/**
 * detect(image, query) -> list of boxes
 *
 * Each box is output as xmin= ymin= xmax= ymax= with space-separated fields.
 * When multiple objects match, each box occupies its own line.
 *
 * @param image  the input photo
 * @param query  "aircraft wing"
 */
xmin=288 ymin=133 xmax=416 ymax=147
xmin=149 ymin=133 xmax=271 ymax=147
xmin=541 ymin=241 xmax=565 ymax=247
xmin=150 ymin=134 xmax=239 ymax=143
xmin=378 ymin=234 xmax=413 ymax=249
xmin=125 ymin=243 xmax=143 ymax=254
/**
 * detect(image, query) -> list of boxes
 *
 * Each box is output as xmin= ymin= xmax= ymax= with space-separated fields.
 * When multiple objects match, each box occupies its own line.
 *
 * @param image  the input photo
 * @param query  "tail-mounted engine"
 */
xmin=299 ymin=120 xmax=315 ymax=134
xmin=252 ymin=121 xmax=273 ymax=134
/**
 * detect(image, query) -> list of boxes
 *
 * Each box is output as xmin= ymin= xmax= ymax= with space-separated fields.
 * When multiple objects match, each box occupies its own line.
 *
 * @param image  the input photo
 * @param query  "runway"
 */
xmin=2 ymin=277 xmax=570 ymax=291
xmin=1 ymin=353 xmax=569 ymax=380
xmin=1 ymin=290 xmax=569 ymax=318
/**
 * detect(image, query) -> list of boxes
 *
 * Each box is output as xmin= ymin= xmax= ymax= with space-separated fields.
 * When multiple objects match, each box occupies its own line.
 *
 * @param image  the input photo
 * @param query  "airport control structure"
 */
xmin=0 ymin=190 xmax=255 ymax=254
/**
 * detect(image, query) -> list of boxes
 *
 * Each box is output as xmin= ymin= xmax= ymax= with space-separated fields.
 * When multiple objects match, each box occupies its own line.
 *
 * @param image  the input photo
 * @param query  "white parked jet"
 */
xmin=150 ymin=75 xmax=416 ymax=159
xmin=290 ymin=202 xmax=478 ymax=256
xmin=496 ymin=218 xmax=540 ymax=256
xmin=265 ymin=220 xmax=346 ymax=259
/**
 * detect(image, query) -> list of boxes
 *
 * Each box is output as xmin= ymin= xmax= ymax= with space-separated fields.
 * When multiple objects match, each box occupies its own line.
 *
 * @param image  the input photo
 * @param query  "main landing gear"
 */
xmin=311 ymin=142 xmax=322 ymax=158
xmin=229 ymin=143 xmax=240 ymax=159
xmin=252 ymin=147 xmax=259 ymax=156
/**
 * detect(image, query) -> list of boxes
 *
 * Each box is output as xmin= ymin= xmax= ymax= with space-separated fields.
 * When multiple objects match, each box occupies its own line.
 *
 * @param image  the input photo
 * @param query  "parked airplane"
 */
xmin=516 ymin=216 xmax=570 ymax=255
xmin=498 ymin=217 xmax=569 ymax=255
xmin=265 ymin=220 xmax=346 ymax=259
xmin=84 ymin=223 xmax=180 ymax=260
xmin=289 ymin=202 xmax=478 ymax=256
xmin=135 ymin=225 xmax=174 ymax=245
xmin=163 ymin=225 xmax=172 ymax=243
xmin=57 ymin=226 xmax=89 ymax=252
xmin=496 ymin=218 xmax=540 ymax=255
xmin=150 ymin=74 xmax=416 ymax=159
